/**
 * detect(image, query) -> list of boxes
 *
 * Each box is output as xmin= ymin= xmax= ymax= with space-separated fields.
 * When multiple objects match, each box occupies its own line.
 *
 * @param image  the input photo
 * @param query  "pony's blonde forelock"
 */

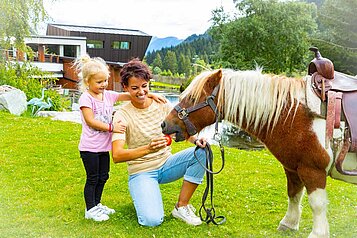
xmin=180 ymin=70 xmax=217 ymax=105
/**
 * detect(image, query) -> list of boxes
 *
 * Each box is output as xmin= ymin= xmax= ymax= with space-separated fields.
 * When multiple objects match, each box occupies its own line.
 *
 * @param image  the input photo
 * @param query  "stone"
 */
xmin=0 ymin=85 xmax=27 ymax=115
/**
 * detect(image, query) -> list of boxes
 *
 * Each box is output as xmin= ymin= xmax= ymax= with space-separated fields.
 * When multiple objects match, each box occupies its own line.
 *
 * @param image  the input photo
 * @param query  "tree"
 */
xmin=152 ymin=52 xmax=163 ymax=70
xmin=163 ymin=50 xmax=178 ymax=74
xmin=311 ymin=0 xmax=357 ymax=74
xmin=212 ymin=0 xmax=317 ymax=74
xmin=0 ymin=0 xmax=47 ymax=51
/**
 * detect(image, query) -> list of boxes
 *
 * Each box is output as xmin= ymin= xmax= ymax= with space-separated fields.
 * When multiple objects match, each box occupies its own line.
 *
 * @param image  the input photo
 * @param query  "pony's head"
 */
xmin=161 ymin=69 xmax=222 ymax=141
xmin=162 ymin=68 xmax=306 ymax=141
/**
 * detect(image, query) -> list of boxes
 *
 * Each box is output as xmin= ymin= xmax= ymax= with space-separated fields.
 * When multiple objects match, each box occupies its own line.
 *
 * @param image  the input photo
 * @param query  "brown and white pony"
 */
xmin=161 ymin=69 xmax=356 ymax=238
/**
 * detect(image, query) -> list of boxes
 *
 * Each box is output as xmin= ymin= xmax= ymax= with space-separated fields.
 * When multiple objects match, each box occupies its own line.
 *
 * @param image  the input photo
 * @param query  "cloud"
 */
xmin=43 ymin=0 xmax=236 ymax=39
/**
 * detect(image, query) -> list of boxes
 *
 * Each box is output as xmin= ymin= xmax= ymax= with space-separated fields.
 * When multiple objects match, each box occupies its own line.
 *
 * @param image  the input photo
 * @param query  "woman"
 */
xmin=112 ymin=59 xmax=207 ymax=227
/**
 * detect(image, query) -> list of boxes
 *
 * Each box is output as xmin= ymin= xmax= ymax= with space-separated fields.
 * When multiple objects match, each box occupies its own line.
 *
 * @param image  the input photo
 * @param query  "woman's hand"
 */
xmin=113 ymin=120 xmax=126 ymax=133
xmin=148 ymin=93 xmax=167 ymax=104
xmin=193 ymin=137 xmax=207 ymax=148
xmin=147 ymin=136 xmax=168 ymax=152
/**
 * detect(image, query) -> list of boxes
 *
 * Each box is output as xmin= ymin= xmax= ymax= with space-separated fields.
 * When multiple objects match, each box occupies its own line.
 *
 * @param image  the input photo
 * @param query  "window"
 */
xmin=112 ymin=41 xmax=131 ymax=50
xmin=64 ymin=45 xmax=76 ymax=57
xmin=87 ymin=40 xmax=104 ymax=49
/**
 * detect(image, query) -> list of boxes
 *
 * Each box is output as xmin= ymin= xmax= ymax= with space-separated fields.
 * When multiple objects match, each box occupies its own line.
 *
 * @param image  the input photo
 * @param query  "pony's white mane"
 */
xmin=181 ymin=69 xmax=306 ymax=132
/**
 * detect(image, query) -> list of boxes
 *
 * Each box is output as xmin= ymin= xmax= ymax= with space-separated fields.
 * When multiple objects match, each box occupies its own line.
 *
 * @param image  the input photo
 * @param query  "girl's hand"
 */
xmin=147 ymin=136 xmax=167 ymax=152
xmin=148 ymin=93 xmax=167 ymax=104
xmin=113 ymin=120 xmax=126 ymax=134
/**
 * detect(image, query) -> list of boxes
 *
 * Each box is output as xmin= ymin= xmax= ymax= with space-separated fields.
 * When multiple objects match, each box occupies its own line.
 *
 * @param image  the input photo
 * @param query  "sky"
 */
xmin=42 ymin=0 xmax=236 ymax=39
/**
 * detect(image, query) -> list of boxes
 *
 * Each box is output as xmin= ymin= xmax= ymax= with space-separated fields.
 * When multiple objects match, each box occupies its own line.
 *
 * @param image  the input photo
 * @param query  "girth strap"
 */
xmin=326 ymin=91 xmax=336 ymax=148
xmin=325 ymin=91 xmax=343 ymax=148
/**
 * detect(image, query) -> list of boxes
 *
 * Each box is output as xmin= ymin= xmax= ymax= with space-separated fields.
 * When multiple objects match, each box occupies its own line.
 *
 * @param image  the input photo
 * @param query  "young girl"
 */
xmin=75 ymin=55 xmax=165 ymax=222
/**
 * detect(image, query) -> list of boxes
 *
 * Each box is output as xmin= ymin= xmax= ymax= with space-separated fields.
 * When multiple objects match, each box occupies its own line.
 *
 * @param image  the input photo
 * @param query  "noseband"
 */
xmin=174 ymin=84 xmax=220 ymax=136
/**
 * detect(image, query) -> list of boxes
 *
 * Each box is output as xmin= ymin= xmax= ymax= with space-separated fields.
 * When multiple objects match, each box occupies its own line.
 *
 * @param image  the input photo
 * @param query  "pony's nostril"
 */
xmin=161 ymin=121 xmax=166 ymax=129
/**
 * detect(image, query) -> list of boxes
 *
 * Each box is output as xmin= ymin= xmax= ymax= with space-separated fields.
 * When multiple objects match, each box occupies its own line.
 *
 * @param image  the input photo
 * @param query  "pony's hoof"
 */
xmin=308 ymin=231 xmax=329 ymax=238
xmin=277 ymin=223 xmax=298 ymax=231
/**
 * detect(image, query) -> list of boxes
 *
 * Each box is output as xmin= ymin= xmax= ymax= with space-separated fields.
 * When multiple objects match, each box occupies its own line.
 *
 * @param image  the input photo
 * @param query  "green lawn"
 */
xmin=0 ymin=111 xmax=355 ymax=238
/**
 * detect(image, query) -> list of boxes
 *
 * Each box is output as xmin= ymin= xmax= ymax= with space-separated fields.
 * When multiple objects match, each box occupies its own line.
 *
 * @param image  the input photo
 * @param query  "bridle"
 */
xmin=174 ymin=83 xmax=226 ymax=225
xmin=174 ymin=84 xmax=221 ymax=136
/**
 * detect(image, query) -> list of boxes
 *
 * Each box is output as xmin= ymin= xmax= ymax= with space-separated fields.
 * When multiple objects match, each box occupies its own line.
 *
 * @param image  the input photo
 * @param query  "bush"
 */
xmin=0 ymin=61 xmax=69 ymax=112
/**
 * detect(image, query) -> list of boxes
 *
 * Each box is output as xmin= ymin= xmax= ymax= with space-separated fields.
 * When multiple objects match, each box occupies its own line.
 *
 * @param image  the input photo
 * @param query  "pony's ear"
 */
xmin=205 ymin=69 xmax=222 ymax=91
xmin=210 ymin=69 xmax=222 ymax=81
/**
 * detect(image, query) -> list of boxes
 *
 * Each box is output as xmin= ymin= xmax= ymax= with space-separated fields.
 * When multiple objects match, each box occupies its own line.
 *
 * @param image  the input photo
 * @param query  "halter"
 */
xmin=174 ymin=83 xmax=226 ymax=225
xmin=174 ymin=84 xmax=221 ymax=136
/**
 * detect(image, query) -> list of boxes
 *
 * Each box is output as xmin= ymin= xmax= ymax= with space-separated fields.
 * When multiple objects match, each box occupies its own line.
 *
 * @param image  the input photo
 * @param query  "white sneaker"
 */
xmin=85 ymin=206 xmax=109 ymax=221
xmin=172 ymin=204 xmax=202 ymax=226
xmin=97 ymin=203 xmax=115 ymax=215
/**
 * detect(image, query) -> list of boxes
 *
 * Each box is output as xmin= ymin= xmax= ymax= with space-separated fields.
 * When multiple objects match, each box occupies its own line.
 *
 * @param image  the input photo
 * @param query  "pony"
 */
xmin=161 ymin=69 xmax=356 ymax=238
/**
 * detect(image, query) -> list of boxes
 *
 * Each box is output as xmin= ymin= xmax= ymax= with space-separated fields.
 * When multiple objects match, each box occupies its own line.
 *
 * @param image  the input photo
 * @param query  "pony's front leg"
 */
xmin=278 ymin=170 xmax=304 ymax=231
xmin=307 ymin=188 xmax=329 ymax=238
xmin=278 ymin=189 xmax=304 ymax=231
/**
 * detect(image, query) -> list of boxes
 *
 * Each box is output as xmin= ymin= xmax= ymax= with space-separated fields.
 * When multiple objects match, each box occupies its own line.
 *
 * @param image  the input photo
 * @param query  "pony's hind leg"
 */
xmin=278 ymin=169 xmax=304 ymax=231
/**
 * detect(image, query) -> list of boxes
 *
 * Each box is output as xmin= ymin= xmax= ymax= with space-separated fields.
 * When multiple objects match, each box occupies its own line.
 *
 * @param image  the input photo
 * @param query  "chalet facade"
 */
xmin=8 ymin=24 xmax=153 ymax=92
xmin=46 ymin=23 xmax=152 ymax=63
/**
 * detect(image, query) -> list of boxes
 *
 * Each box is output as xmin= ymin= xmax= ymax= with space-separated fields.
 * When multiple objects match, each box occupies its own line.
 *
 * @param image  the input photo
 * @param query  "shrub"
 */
xmin=0 ymin=61 xmax=69 ymax=112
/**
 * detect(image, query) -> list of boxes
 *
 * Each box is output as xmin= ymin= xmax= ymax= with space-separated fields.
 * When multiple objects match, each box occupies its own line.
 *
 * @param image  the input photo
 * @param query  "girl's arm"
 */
xmin=81 ymin=107 xmax=125 ymax=133
xmin=112 ymin=136 xmax=167 ymax=163
xmin=116 ymin=92 xmax=167 ymax=104
xmin=116 ymin=92 xmax=131 ymax=101
xmin=148 ymin=93 xmax=167 ymax=103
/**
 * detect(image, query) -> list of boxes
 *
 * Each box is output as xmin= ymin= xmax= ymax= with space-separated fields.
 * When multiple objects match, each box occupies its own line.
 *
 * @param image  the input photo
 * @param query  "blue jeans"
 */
xmin=128 ymin=147 xmax=206 ymax=227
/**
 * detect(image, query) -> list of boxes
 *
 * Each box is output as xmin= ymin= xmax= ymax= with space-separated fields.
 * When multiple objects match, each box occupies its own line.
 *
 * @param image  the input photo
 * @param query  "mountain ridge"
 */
xmin=145 ymin=33 xmax=207 ymax=54
xmin=146 ymin=36 xmax=183 ymax=54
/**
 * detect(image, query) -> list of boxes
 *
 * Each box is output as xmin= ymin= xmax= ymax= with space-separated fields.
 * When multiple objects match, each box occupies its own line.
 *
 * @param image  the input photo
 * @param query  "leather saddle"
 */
xmin=309 ymin=47 xmax=357 ymax=176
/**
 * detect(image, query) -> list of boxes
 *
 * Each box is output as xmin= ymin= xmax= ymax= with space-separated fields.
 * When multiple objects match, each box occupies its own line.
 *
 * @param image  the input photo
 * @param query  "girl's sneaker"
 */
xmin=97 ymin=203 xmax=116 ymax=215
xmin=85 ymin=206 xmax=109 ymax=221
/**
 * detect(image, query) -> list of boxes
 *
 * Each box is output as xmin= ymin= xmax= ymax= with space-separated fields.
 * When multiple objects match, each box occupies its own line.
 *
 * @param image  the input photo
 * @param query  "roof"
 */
xmin=48 ymin=23 xmax=150 ymax=37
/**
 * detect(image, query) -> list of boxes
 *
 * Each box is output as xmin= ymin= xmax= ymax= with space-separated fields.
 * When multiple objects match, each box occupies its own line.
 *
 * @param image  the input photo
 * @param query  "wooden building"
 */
xmin=46 ymin=23 xmax=152 ymax=63
xmin=9 ymin=24 xmax=153 ymax=92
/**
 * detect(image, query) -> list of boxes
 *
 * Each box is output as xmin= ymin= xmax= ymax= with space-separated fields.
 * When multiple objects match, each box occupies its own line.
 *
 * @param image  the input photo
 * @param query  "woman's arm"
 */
xmin=188 ymin=135 xmax=207 ymax=148
xmin=112 ymin=136 xmax=167 ymax=163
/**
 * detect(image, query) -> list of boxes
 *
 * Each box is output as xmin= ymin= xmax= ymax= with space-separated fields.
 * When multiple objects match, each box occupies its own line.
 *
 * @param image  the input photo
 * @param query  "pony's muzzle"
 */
xmin=161 ymin=121 xmax=167 ymax=132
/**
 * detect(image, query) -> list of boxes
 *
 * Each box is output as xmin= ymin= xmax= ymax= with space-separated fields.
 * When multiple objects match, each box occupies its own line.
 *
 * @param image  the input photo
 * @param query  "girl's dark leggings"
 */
xmin=80 ymin=151 xmax=110 ymax=210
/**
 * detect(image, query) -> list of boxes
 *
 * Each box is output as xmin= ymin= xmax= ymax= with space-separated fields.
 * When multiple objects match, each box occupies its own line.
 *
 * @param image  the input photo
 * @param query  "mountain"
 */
xmin=146 ymin=36 xmax=183 ymax=54
xmin=182 ymin=34 xmax=202 ymax=43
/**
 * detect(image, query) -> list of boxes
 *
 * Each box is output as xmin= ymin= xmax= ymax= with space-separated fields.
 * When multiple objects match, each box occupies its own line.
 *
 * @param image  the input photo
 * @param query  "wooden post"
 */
xmin=38 ymin=44 xmax=45 ymax=62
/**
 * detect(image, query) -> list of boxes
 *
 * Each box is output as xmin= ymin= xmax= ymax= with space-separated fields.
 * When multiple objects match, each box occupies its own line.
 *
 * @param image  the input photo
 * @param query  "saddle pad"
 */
xmin=342 ymin=92 xmax=357 ymax=151
xmin=332 ymin=72 xmax=357 ymax=92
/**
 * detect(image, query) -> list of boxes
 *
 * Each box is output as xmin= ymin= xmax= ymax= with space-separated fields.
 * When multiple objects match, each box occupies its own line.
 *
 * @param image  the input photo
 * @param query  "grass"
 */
xmin=150 ymin=81 xmax=180 ymax=91
xmin=0 ymin=111 xmax=356 ymax=238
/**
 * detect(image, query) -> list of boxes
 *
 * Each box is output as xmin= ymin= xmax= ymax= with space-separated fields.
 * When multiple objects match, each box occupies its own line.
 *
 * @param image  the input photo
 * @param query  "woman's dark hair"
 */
xmin=120 ymin=58 xmax=152 ymax=86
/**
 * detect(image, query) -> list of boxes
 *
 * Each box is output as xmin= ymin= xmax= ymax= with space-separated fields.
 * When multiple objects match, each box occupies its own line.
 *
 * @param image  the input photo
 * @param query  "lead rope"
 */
xmin=194 ymin=116 xmax=226 ymax=225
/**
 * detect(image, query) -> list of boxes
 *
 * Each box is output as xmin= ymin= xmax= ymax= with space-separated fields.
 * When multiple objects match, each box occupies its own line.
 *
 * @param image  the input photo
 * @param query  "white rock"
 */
xmin=0 ymin=85 xmax=27 ymax=115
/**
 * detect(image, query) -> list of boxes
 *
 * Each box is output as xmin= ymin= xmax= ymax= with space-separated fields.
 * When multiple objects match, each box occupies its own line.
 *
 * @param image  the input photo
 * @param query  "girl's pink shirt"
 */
xmin=78 ymin=90 xmax=119 ymax=152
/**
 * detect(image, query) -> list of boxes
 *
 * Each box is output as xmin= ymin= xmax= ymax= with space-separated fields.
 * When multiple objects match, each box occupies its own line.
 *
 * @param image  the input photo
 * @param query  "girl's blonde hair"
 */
xmin=73 ymin=54 xmax=110 ymax=92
